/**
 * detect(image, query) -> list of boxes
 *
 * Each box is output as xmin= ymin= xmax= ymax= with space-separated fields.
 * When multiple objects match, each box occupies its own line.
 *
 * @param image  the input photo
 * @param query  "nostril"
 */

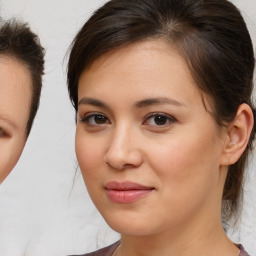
xmin=104 ymin=148 xmax=143 ymax=170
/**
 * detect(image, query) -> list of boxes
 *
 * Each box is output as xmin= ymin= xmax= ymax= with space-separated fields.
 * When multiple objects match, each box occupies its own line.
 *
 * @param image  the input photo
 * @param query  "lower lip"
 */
xmin=106 ymin=189 xmax=153 ymax=203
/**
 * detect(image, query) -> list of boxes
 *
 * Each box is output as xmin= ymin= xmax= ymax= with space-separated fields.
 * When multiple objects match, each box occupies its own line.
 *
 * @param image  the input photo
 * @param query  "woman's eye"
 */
xmin=144 ymin=113 xmax=175 ymax=126
xmin=81 ymin=113 xmax=110 ymax=125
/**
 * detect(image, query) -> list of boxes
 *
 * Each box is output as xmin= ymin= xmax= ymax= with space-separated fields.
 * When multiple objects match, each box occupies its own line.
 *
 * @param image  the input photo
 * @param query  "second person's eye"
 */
xmin=0 ymin=127 xmax=6 ymax=138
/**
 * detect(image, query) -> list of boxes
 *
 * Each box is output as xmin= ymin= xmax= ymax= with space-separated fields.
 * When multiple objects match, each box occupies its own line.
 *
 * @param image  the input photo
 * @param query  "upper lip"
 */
xmin=105 ymin=181 xmax=154 ymax=191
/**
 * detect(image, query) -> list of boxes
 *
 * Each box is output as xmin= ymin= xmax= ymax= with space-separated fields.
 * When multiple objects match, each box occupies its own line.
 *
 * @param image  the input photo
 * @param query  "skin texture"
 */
xmin=76 ymin=40 xmax=253 ymax=256
xmin=0 ymin=56 xmax=31 ymax=183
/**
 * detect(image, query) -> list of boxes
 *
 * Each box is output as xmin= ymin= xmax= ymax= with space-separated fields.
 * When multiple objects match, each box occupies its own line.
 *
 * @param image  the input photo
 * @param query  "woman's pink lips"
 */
xmin=105 ymin=181 xmax=154 ymax=203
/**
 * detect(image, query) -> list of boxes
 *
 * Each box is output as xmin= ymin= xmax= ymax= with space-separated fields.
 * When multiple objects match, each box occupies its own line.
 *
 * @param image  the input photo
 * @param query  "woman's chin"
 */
xmin=103 ymin=214 xmax=165 ymax=237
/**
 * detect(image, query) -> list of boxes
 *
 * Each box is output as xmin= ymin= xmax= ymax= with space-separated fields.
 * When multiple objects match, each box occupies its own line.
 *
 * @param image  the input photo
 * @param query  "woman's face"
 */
xmin=0 ymin=56 xmax=31 ymax=183
xmin=76 ymin=40 xmax=228 ymax=236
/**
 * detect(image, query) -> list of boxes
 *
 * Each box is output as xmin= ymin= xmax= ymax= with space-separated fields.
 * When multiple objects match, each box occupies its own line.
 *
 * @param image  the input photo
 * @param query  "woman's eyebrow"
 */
xmin=135 ymin=97 xmax=185 ymax=108
xmin=78 ymin=97 xmax=185 ymax=109
xmin=78 ymin=97 xmax=108 ymax=108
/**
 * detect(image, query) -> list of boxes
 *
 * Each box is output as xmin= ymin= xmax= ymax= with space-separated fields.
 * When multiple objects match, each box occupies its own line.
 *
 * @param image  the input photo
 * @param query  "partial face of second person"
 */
xmin=76 ymin=40 xmax=229 ymax=237
xmin=0 ymin=55 xmax=31 ymax=183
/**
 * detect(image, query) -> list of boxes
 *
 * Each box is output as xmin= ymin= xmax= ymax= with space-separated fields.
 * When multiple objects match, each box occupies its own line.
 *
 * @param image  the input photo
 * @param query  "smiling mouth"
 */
xmin=105 ymin=181 xmax=154 ymax=203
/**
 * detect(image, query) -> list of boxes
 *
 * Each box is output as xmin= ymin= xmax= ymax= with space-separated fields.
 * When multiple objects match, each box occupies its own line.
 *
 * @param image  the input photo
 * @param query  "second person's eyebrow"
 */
xmin=0 ymin=115 xmax=17 ymax=129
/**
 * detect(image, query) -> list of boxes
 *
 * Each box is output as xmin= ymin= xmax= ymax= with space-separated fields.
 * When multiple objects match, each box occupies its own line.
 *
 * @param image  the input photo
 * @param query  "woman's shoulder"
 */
xmin=238 ymin=244 xmax=251 ymax=256
xmin=70 ymin=241 xmax=120 ymax=256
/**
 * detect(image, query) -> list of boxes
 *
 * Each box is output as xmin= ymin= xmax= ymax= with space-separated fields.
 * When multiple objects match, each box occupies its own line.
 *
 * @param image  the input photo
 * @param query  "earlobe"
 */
xmin=220 ymin=103 xmax=254 ymax=166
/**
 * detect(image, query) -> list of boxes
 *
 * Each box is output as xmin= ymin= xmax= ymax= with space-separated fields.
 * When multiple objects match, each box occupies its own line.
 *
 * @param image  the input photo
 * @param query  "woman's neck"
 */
xmin=116 ymin=217 xmax=239 ymax=256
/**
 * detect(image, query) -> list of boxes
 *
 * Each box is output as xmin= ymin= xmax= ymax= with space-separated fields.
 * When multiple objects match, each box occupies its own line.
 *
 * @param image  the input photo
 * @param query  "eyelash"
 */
xmin=143 ymin=112 xmax=176 ymax=127
xmin=80 ymin=112 xmax=176 ymax=128
xmin=80 ymin=112 xmax=110 ymax=126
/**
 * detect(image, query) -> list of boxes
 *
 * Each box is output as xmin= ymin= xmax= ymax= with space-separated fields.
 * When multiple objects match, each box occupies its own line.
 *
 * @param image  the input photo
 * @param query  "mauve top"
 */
xmin=71 ymin=241 xmax=250 ymax=256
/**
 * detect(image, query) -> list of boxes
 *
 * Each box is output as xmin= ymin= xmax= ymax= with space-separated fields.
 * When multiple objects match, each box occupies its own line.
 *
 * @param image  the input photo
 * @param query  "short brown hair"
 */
xmin=0 ymin=19 xmax=45 ymax=136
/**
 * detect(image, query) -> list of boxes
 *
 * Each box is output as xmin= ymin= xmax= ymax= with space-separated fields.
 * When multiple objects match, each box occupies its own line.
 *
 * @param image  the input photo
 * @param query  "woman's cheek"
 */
xmin=75 ymin=132 xmax=102 ymax=177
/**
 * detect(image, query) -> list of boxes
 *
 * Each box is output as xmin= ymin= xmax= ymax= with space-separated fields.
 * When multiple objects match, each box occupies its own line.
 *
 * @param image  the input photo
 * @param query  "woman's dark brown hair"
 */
xmin=67 ymin=0 xmax=255 ymax=220
xmin=0 ymin=19 xmax=45 ymax=136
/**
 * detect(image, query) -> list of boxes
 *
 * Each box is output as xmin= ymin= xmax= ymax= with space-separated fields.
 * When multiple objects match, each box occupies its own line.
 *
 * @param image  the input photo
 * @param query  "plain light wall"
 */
xmin=0 ymin=0 xmax=255 ymax=255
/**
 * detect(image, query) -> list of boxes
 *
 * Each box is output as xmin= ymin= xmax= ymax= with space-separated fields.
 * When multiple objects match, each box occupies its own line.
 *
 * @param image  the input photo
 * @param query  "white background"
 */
xmin=0 ymin=0 xmax=255 ymax=255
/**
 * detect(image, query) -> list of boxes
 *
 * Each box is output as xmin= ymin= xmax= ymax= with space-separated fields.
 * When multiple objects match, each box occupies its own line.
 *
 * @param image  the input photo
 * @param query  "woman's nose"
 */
xmin=104 ymin=127 xmax=143 ymax=170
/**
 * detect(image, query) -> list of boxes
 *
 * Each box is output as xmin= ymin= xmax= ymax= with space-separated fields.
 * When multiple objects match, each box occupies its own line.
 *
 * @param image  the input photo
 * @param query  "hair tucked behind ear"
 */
xmin=251 ymin=108 xmax=256 ymax=143
xmin=67 ymin=0 xmax=255 ymax=220
xmin=222 ymin=105 xmax=255 ymax=221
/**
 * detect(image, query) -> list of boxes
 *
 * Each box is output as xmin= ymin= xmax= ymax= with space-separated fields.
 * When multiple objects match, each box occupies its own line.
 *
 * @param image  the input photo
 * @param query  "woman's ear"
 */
xmin=220 ymin=103 xmax=254 ymax=166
